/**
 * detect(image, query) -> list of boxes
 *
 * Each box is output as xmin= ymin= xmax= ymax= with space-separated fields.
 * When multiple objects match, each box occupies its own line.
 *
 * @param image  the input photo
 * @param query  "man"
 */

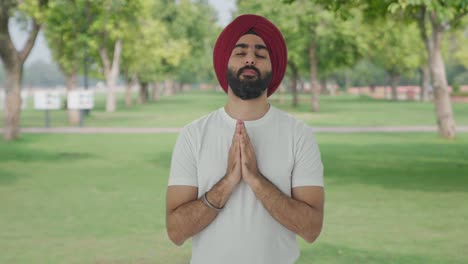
xmin=166 ymin=14 xmax=324 ymax=264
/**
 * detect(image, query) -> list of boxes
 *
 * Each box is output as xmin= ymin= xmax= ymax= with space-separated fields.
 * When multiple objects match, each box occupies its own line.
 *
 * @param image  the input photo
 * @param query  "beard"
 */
xmin=226 ymin=66 xmax=272 ymax=100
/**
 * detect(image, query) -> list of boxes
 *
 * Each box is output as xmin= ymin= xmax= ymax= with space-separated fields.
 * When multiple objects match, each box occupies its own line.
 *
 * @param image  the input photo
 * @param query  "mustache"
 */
xmin=237 ymin=65 xmax=261 ymax=78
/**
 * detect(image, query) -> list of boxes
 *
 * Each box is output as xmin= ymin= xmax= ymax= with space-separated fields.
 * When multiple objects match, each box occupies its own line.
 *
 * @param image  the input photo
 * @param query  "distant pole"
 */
xmin=45 ymin=110 xmax=50 ymax=128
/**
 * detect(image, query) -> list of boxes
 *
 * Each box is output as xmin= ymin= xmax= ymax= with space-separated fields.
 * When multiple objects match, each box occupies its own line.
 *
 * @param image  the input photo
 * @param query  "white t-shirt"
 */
xmin=168 ymin=105 xmax=324 ymax=264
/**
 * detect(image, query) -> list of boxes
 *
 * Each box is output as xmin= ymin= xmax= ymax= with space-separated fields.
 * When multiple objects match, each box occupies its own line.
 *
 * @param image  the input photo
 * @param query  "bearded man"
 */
xmin=165 ymin=14 xmax=324 ymax=264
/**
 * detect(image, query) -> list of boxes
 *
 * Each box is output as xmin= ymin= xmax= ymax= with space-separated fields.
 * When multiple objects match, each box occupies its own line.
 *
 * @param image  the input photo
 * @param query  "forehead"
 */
xmin=235 ymin=34 xmax=267 ymax=48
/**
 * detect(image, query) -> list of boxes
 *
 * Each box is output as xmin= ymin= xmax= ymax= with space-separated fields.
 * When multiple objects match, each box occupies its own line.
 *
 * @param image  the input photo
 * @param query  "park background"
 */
xmin=1 ymin=0 xmax=468 ymax=263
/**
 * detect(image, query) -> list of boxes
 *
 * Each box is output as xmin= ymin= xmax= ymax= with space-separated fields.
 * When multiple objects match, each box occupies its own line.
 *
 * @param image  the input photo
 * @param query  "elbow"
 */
xmin=302 ymin=230 xmax=321 ymax=244
xmin=167 ymin=229 xmax=185 ymax=246
xmin=301 ymin=224 xmax=322 ymax=244
xmin=166 ymin=225 xmax=185 ymax=246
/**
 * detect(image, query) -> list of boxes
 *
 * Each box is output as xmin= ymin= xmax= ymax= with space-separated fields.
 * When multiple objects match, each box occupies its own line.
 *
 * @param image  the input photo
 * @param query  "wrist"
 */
xmin=224 ymin=173 xmax=240 ymax=187
xmin=203 ymin=191 xmax=223 ymax=212
xmin=244 ymin=171 xmax=262 ymax=188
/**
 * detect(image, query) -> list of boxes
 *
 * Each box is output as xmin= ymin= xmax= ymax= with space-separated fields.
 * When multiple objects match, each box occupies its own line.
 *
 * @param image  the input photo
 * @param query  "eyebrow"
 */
xmin=234 ymin=43 xmax=268 ymax=51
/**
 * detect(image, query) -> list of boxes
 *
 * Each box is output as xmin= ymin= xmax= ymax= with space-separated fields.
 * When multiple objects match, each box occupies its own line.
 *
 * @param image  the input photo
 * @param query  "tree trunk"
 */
xmin=99 ymin=39 xmax=122 ymax=113
xmin=65 ymin=72 xmax=80 ymax=126
xmin=152 ymin=82 xmax=160 ymax=102
xmin=0 ymin=12 xmax=41 ymax=140
xmin=419 ymin=65 xmax=431 ymax=102
xmin=174 ymin=81 xmax=181 ymax=94
xmin=124 ymin=73 xmax=135 ymax=107
xmin=309 ymin=40 xmax=320 ymax=112
xmin=390 ymin=73 xmax=400 ymax=101
xmin=164 ymin=79 xmax=174 ymax=96
xmin=288 ymin=62 xmax=298 ymax=107
xmin=430 ymin=26 xmax=456 ymax=139
xmin=290 ymin=76 xmax=298 ymax=107
xmin=139 ymin=82 xmax=149 ymax=104
xmin=344 ymin=69 xmax=351 ymax=92
xmin=418 ymin=8 xmax=456 ymax=138
xmin=320 ymin=78 xmax=327 ymax=95
xmin=3 ymin=64 xmax=22 ymax=140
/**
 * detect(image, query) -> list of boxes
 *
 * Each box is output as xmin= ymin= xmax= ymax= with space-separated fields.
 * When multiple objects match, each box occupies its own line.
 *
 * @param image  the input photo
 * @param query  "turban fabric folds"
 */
xmin=213 ymin=14 xmax=287 ymax=97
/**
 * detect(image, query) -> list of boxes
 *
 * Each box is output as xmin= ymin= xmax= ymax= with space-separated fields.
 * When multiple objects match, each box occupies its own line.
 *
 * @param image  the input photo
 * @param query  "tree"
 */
xmin=302 ymin=0 xmax=468 ymax=138
xmin=120 ymin=0 xmax=190 ymax=104
xmin=368 ymin=19 xmax=422 ymax=100
xmin=86 ymin=0 xmax=141 ymax=112
xmin=0 ymin=0 xmax=48 ymax=141
xmin=170 ymin=0 xmax=220 ymax=87
xmin=44 ymin=0 xmax=89 ymax=125
xmin=238 ymin=0 xmax=366 ymax=111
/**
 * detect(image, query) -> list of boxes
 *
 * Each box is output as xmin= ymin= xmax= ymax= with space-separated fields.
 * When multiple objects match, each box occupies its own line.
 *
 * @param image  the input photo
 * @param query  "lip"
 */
xmin=241 ymin=69 xmax=258 ymax=76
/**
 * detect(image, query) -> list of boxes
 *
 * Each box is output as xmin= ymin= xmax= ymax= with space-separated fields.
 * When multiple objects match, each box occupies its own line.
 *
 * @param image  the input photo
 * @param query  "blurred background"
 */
xmin=1 ymin=0 xmax=467 ymax=263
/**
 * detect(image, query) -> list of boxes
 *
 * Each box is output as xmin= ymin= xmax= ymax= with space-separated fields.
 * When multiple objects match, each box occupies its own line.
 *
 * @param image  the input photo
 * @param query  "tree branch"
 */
xmin=99 ymin=47 xmax=111 ymax=77
xmin=0 ymin=4 xmax=18 ymax=67
xmin=18 ymin=20 xmax=41 ymax=63
xmin=111 ymin=39 xmax=122 ymax=75
xmin=448 ymin=9 xmax=468 ymax=27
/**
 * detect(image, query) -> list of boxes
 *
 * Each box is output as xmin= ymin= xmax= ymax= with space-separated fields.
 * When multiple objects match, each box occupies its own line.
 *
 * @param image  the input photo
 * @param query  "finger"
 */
xmin=234 ymin=133 xmax=240 ymax=154
xmin=240 ymin=122 xmax=252 ymax=145
xmin=237 ymin=136 xmax=241 ymax=161
xmin=232 ymin=128 xmax=238 ymax=144
xmin=239 ymin=133 xmax=246 ymax=157
xmin=237 ymin=120 xmax=243 ymax=135
xmin=238 ymin=124 xmax=252 ymax=152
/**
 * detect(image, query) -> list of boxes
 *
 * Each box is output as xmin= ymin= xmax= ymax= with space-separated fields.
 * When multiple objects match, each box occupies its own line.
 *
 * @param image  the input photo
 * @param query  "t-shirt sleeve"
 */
xmin=291 ymin=125 xmax=324 ymax=188
xmin=168 ymin=126 xmax=198 ymax=187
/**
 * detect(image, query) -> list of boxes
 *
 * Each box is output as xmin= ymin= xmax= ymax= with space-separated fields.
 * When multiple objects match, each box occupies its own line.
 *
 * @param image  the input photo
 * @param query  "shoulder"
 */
xmin=271 ymin=106 xmax=315 ymax=135
xmin=180 ymin=108 xmax=223 ymax=139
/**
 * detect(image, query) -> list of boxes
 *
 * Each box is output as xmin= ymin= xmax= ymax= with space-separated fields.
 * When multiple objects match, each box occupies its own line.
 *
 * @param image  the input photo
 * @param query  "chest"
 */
xmin=196 ymin=126 xmax=294 ymax=195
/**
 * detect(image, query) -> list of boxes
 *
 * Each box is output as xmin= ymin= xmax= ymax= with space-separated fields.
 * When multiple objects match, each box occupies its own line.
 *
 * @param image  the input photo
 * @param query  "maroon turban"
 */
xmin=213 ymin=14 xmax=287 ymax=97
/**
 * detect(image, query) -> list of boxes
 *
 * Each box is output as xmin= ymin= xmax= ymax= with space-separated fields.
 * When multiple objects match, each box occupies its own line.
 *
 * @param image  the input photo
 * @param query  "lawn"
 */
xmin=3 ymin=90 xmax=468 ymax=128
xmin=1 ymin=133 xmax=467 ymax=264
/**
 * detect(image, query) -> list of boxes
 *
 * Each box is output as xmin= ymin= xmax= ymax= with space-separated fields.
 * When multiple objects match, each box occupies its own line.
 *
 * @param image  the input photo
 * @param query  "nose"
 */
xmin=244 ymin=53 xmax=256 ymax=66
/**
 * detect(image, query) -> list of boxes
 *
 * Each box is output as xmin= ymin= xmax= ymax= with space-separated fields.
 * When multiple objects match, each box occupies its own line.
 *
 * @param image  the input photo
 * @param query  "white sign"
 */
xmin=0 ymin=90 xmax=28 ymax=110
xmin=68 ymin=90 xmax=94 ymax=110
xmin=34 ymin=90 xmax=62 ymax=110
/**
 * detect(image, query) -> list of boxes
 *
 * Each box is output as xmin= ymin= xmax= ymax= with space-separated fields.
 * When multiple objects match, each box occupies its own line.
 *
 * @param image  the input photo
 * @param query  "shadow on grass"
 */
xmin=0 ymin=138 xmax=96 ymax=163
xmin=321 ymin=141 xmax=468 ymax=193
xmin=298 ymin=242 xmax=460 ymax=264
xmin=0 ymin=168 xmax=22 ymax=185
xmin=147 ymin=151 xmax=172 ymax=168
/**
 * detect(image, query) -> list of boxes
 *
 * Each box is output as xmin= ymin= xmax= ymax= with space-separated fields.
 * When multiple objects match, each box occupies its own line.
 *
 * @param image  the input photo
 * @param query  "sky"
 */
xmin=9 ymin=0 xmax=236 ymax=66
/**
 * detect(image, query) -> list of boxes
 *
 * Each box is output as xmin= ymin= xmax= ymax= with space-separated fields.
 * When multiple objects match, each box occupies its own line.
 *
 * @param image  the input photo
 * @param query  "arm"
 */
xmin=165 ymin=174 xmax=237 ymax=246
xmin=238 ymin=121 xmax=324 ymax=243
xmin=247 ymin=176 xmax=324 ymax=243
xmin=165 ymin=121 xmax=243 ymax=246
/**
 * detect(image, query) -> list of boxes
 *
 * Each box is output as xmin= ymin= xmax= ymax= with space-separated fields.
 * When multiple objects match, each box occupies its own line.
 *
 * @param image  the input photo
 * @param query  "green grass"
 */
xmin=4 ymin=90 xmax=468 ymax=128
xmin=1 ymin=133 xmax=467 ymax=263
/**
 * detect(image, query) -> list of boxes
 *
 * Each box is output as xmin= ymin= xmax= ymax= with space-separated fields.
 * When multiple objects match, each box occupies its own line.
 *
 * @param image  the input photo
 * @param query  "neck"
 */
xmin=224 ymin=89 xmax=270 ymax=121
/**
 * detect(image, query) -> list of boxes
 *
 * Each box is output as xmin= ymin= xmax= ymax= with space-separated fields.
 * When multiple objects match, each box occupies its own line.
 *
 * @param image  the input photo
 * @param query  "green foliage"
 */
xmin=166 ymin=0 xmax=220 ymax=83
xmin=43 ymin=0 xmax=142 ymax=79
xmin=368 ymin=19 xmax=422 ymax=77
xmin=237 ymin=0 xmax=368 ymax=80
xmin=120 ymin=0 xmax=190 ymax=83
xmin=44 ymin=0 xmax=89 ymax=75
xmin=389 ymin=0 xmax=468 ymax=24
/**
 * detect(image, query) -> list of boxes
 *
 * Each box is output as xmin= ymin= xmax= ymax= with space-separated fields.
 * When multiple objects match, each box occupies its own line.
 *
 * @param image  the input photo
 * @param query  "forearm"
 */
xmin=167 ymin=175 xmax=237 ymax=245
xmin=247 ymin=174 xmax=323 ymax=243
